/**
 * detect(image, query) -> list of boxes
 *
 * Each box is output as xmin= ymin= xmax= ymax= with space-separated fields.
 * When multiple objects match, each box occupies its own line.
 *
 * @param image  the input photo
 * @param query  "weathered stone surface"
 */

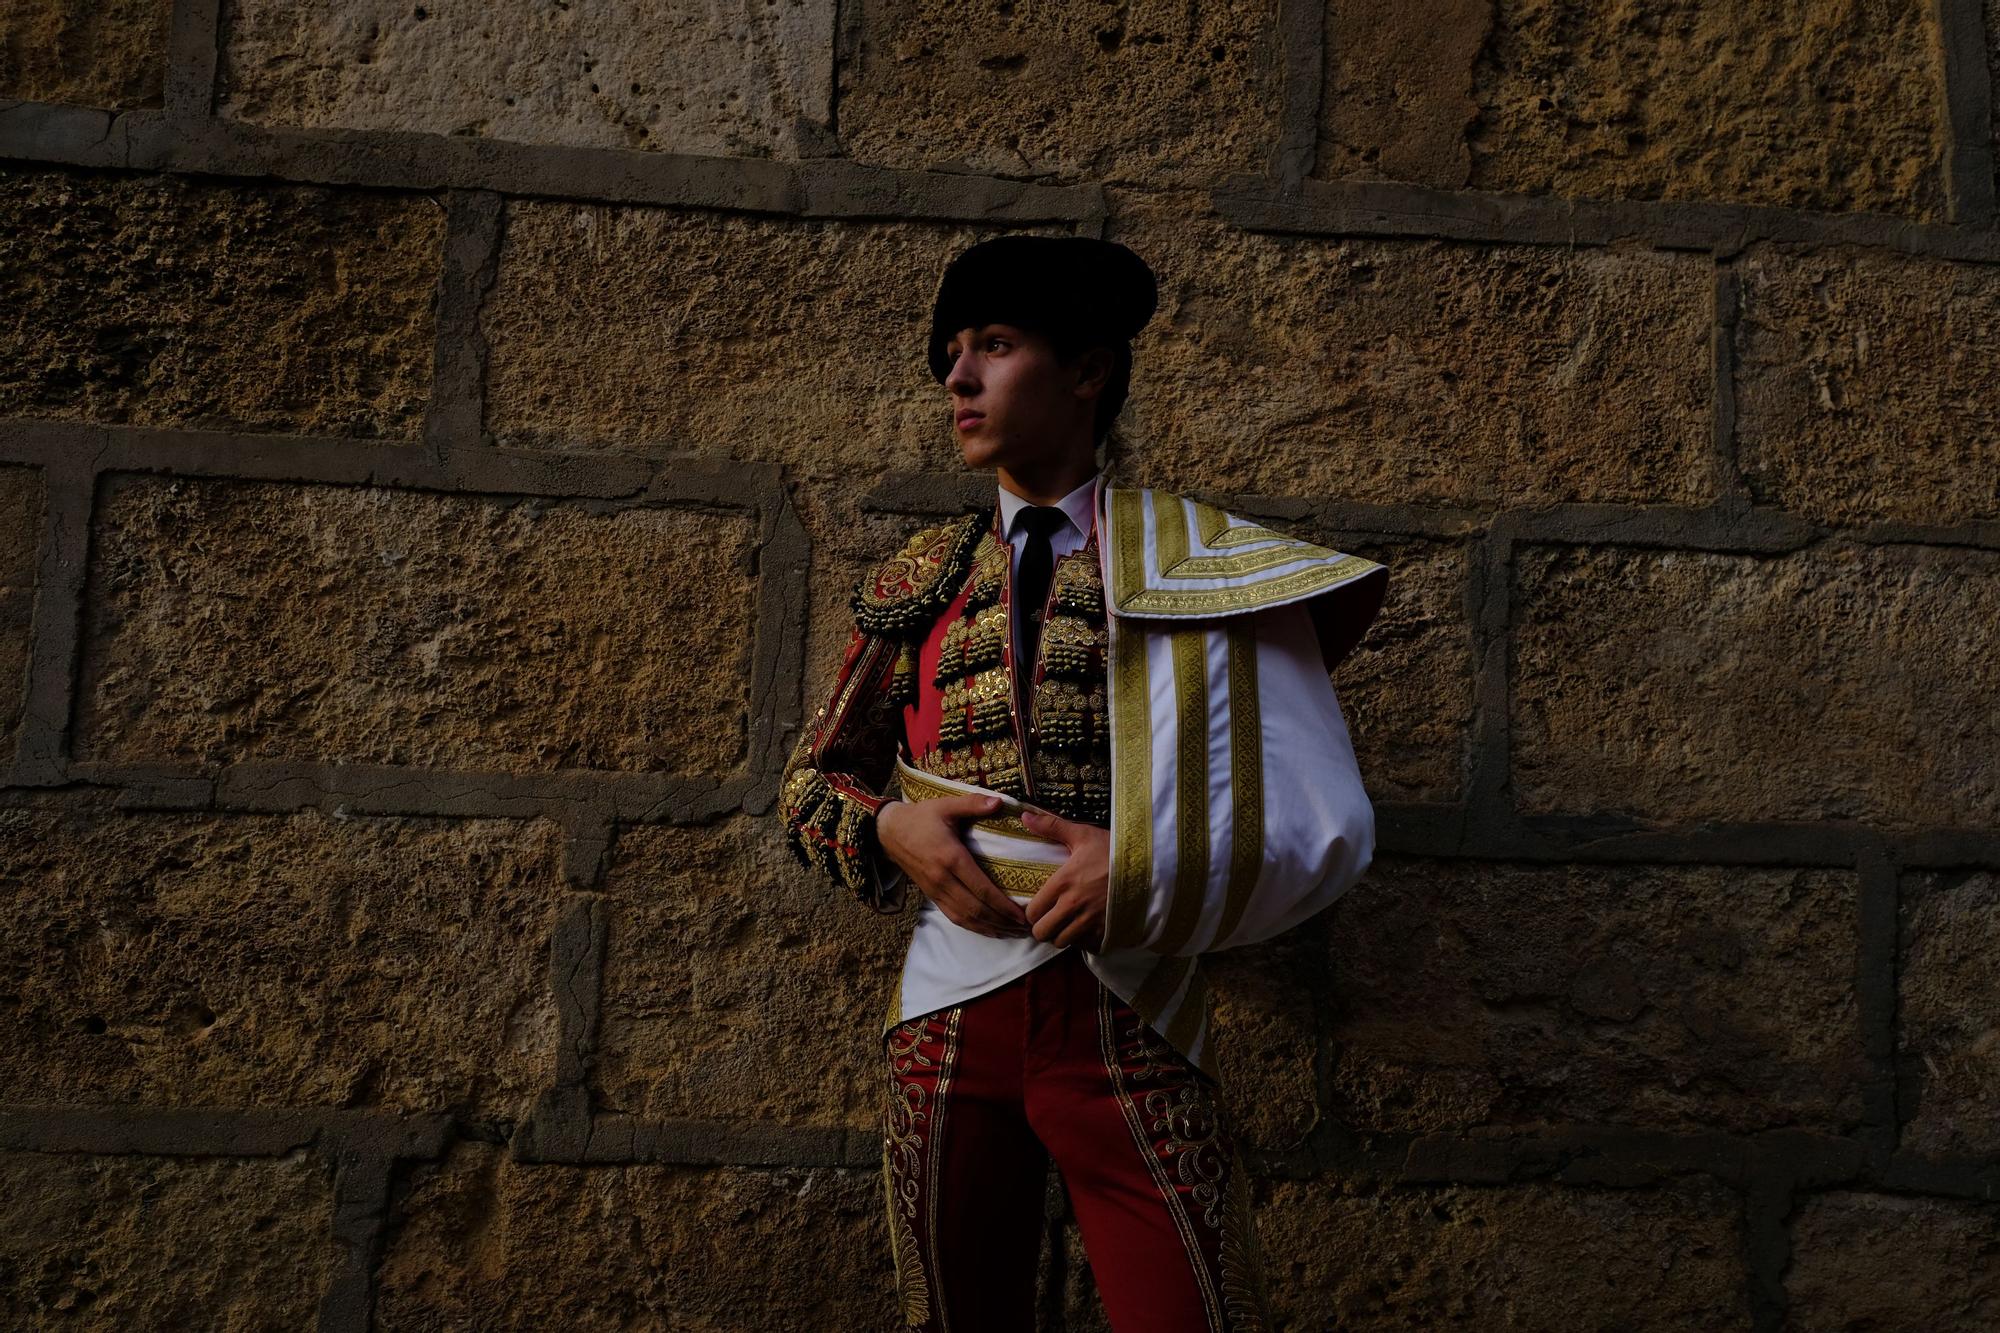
xmin=1324 ymin=856 xmax=1863 ymax=1134
xmin=1512 ymin=541 xmax=2000 ymax=829
xmin=1468 ymin=2 xmax=1946 ymax=218
xmin=75 ymin=477 xmax=756 ymax=774
xmin=1899 ymin=870 xmax=2000 ymax=1157
xmin=1991 ymin=1 xmax=2000 ymax=208
xmin=1102 ymin=191 xmax=1714 ymax=507
xmin=1316 ymin=0 xmax=1494 ymax=188
xmin=1317 ymin=0 xmax=1946 ymax=218
xmin=2 ymin=4 xmax=1988 ymax=1328
xmin=0 ymin=467 xmax=41 ymax=767
xmin=1735 ymin=245 xmax=2000 ymax=527
xmin=483 ymin=200 xmax=1056 ymax=468
xmin=593 ymin=816 xmax=910 ymax=1130
xmin=0 ymin=0 xmax=171 ymax=109
xmin=1260 ymin=1175 xmax=1751 ymax=1329
xmin=217 ymin=0 xmax=834 ymax=160
xmin=1300 ymin=528 xmax=1472 ymax=804
xmin=0 ymin=1150 xmax=329 ymax=1328
xmin=0 ymin=168 xmax=439 ymax=439
xmin=838 ymin=0 xmax=1280 ymax=187
xmin=1785 ymin=1191 xmax=2000 ymax=1332
xmin=375 ymin=1141 xmax=894 ymax=1329
xmin=1209 ymin=919 xmax=1325 ymax=1153
xmin=0 ymin=803 xmax=562 ymax=1115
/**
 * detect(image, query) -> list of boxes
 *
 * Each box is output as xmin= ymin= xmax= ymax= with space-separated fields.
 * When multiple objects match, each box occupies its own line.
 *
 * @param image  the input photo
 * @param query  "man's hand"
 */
xmin=1020 ymin=807 xmax=1110 ymax=950
xmin=877 ymin=796 xmax=1031 ymax=939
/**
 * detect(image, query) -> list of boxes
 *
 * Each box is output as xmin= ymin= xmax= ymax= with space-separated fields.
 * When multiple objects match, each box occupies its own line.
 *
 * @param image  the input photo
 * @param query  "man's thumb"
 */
xmin=953 ymin=793 xmax=1001 ymax=817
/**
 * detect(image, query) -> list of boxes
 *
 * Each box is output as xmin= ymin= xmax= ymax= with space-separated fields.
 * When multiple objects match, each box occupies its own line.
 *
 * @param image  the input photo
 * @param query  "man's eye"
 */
xmin=986 ymin=338 xmax=1007 ymax=351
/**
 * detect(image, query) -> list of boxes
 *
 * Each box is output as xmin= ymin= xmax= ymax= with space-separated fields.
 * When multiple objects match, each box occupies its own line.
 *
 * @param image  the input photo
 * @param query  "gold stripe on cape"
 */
xmin=1105 ymin=489 xmax=1155 ymax=952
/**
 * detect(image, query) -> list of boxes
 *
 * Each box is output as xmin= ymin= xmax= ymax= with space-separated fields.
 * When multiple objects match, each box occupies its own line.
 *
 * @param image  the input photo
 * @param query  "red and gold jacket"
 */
xmin=777 ymin=499 xmax=1109 ymax=909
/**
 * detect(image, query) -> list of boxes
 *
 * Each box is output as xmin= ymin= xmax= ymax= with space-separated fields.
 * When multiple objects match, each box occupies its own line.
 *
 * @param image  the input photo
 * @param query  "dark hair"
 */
xmin=1045 ymin=328 xmax=1134 ymax=446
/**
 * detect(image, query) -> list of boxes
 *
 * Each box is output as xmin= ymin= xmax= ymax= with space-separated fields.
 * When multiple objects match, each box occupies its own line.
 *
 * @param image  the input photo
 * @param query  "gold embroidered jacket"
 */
xmin=778 ymin=499 xmax=1110 ymax=909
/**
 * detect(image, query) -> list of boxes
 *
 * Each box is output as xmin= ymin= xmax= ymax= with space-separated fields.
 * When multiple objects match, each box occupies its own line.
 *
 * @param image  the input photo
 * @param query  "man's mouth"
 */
xmin=956 ymin=412 xmax=985 ymax=429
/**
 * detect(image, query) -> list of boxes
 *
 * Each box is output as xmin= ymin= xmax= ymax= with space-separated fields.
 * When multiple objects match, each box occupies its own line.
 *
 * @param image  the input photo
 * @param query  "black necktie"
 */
xmin=1013 ymin=504 xmax=1069 ymax=725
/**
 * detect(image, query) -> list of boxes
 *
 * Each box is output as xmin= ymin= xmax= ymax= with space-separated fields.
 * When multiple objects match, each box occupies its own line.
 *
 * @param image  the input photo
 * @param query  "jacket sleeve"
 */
xmin=777 ymin=624 xmax=911 ymax=913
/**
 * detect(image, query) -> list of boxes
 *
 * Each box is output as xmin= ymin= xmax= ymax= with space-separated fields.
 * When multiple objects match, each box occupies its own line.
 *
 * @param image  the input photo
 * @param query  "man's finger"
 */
xmin=930 ymin=860 xmax=1021 ymax=934
xmin=1031 ymin=891 xmax=1081 ymax=944
xmin=944 ymin=844 xmax=1016 ymax=908
xmin=934 ymin=878 xmax=1009 ymax=938
xmin=920 ymin=873 xmax=971 ymax=925
xmin=950 ymin=850 xmax=1030 ymax=927
xmin=1022 ymin=871 xmax=1068 ymax=925
xmin=925 ymin=870 xmax=994 ymax=932
xmin=1053 ymin=909 xmax=1101 ymax=950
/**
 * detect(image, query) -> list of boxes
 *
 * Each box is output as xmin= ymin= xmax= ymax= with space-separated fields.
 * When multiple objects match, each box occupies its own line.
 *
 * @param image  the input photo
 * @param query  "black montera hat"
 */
xmin=927 ymin=235 xmax=1158 ymax=383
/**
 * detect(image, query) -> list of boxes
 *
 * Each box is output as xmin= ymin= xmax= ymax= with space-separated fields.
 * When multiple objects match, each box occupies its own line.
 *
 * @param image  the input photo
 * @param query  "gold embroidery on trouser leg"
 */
xmin=882 ymin=1148 xmax=926 ymax=1325
xmin=1217 ymin=1146 xmax=1272 ymax=1331
xmin=1123 ymin=990 xmax=1189 ymax=1083
xmin=925 ymin=1008 xmax=964 ymax=1332
xmin=884 ymin=1018 xmax=935 ymax=1326
xmin=1098 ymin=988 xmax=1227 ymax=1330
xmin=1129 ymin=1016 xmax=1271 ymax=1331
xmin=885 ymin=1010 xmax=964 ymax=1329
xmin=1127 ymin=1010 xmax=1226 ymax=1228
xmin=1142 ymin=1072 xmax=1226 ymax=1229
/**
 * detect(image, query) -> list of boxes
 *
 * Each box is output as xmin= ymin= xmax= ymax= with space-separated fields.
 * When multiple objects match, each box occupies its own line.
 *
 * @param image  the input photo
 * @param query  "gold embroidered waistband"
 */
xmin=895 ymin=756 xmax=1065 ymax=900
xmin=895 ymin=757 xmax=1041 ymax=837
xmin=961 ymin=850 xmax=1058 ymax=900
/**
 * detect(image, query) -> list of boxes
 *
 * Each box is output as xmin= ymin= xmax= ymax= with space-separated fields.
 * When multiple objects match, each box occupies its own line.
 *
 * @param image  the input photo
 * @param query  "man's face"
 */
xmin=942 ymin=322 xmax=1099 ymax=472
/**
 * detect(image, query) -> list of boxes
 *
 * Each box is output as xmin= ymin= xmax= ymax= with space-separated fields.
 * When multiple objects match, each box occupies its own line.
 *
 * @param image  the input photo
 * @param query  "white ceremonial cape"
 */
xmin=886 ymin=476 xmax=1387 ymax=1076
xmin=1095 ymin=480 xmax=1386 ymax=957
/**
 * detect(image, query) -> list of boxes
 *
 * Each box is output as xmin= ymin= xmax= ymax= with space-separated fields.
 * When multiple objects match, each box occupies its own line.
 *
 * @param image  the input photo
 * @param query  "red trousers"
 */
xmin=881 ymin=950 xmax=1271 ymax=1331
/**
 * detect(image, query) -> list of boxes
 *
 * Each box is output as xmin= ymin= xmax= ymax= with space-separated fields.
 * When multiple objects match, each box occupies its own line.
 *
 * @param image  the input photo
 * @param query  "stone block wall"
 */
xmin=2 ymin=1 xmax=1996 ymax=1328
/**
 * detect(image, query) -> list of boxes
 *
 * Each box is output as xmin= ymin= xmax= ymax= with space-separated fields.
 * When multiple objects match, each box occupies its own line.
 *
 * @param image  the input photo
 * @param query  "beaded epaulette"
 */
xmin=850 ymin=510 xmax=987 ymax=640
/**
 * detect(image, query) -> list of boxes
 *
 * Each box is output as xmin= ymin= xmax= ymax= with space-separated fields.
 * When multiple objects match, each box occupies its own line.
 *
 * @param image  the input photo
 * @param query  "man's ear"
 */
xmin=1071 ymin=345 xmax=1113 ymax=401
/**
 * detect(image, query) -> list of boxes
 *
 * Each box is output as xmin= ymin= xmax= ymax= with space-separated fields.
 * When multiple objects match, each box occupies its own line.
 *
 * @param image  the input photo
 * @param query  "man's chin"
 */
xmin=957 ymin=437 xmax=1008 ymax=470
